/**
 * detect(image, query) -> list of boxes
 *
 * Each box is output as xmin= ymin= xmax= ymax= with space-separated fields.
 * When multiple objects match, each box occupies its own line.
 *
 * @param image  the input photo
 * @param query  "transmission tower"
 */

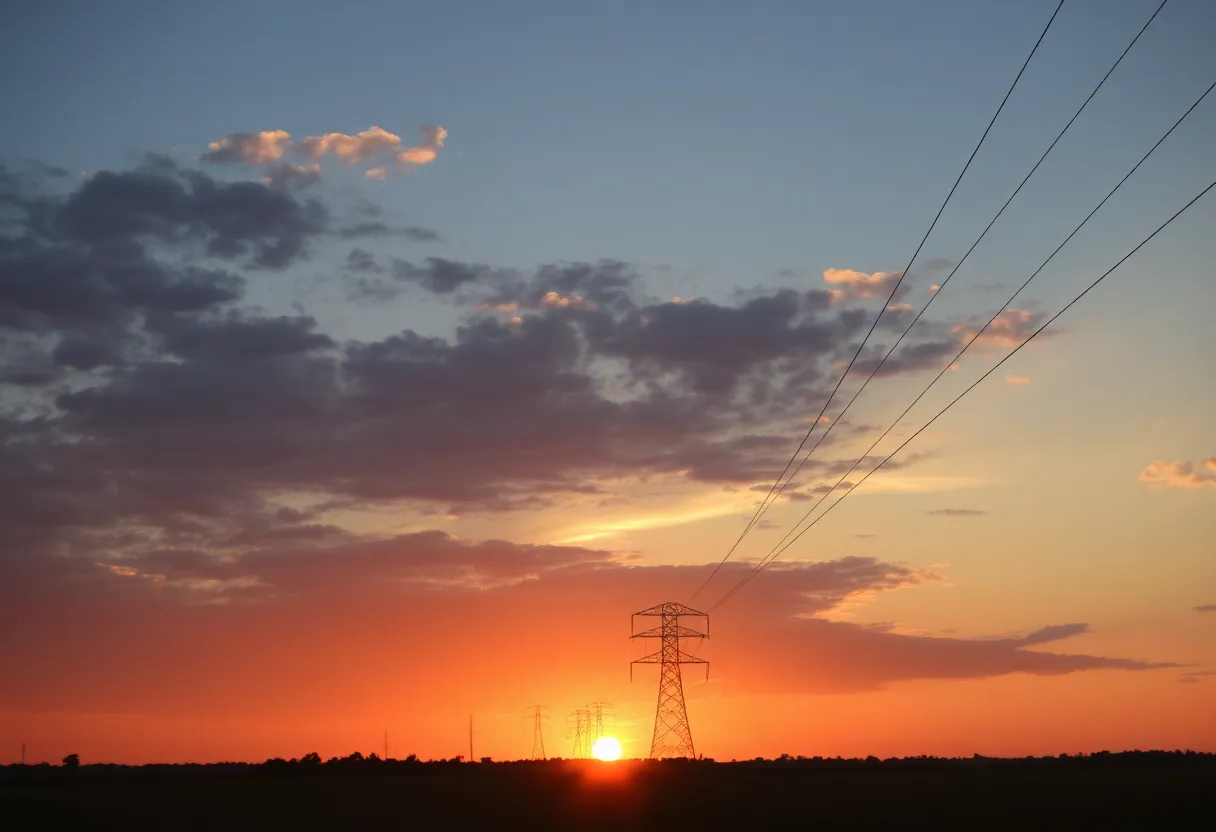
xmin=566 ymin=709 xmax=591 ymax=758
xmin=631 ymin=602 xmax=708 ymax=759
xmin=525 ymin=705 xmax=549 ymax=760
xmin=586 ymin=701 xmax=614 ymax=744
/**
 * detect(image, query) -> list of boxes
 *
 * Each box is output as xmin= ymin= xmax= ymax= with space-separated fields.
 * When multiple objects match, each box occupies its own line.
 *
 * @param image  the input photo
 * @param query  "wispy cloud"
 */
xmin=1005 ymin=375 xmax=1030 ymax=385
xmin=927 ymin=508 xmax=987 ymax=517
xmin=398 ymin=125 xmax=448 ymax=167
xmin=1196 ymin=604 xmax=1216 ymax=613
xmin=200 ymin=123 xmax=447 ymax=185
xmin=953 ymin=308 xmax=1046 ymax=349
xmin=1138 ymin=458 xmax=1216 ymax=489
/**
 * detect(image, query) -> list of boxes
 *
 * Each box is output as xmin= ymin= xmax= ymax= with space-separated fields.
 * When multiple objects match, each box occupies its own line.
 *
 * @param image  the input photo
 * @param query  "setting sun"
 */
xmin=592 ymin=736 xmax=622 ymax=761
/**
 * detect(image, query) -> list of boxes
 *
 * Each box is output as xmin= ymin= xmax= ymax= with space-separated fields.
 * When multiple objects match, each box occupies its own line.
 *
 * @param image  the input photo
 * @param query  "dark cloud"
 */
xmin=338 ymin=221 xmax=443 ymax=242
xmin=1 ymin=157 xmax=1012 ymax=580
xmin=263 ymin=162 xmax=322 ymax=192
xmin=345 ymin=247 xmax=381 ymax=273
xmin=596 ymin=290 xmax=863 ymax=396
xmin=856 ymin=337 xmax=960 ymax=377
xmin=26 ymin=159 xmax=71 ymax=178
xmin=1195 ymin=605 xmax=1216 ymax=613
xmin=54 ymin=163 xmax=328 ymax=268
xmin=51 ymin=331 xmax=131 ymax=370
xmin=1013 ymin=623 xmax=1088 ymax=646
xmin=928 ymin=508 xmax=987 ymax=517
xmin=349 ymin=257 xmax=498 ymax=301
xmin=393 ymin=257 xmax=492 ymax=294
xmin=917 ymin=257 xmax=954 ymax=273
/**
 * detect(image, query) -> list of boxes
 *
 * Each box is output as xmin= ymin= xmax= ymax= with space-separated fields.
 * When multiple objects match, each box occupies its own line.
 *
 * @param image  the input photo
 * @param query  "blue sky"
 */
xmin=3 ymin=0 xmax=1214 ymax=282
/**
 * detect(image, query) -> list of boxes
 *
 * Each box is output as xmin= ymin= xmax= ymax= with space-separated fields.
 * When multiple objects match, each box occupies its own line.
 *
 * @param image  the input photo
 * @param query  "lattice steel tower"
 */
xmin=630 ymin=602 xmax=709 ymax=759
xmin=526 ymin=705 xmax=548 ymax=760
xmin=566 ymin=708 xmax=591 ymax=758
xmin=586 ymin=701 xmax=613 ymax=745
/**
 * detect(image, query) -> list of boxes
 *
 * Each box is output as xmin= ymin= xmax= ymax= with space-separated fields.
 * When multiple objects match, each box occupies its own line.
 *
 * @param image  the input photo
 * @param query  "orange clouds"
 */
xmin=953 ymin=308 xmax=1044 ymax=349
xmin=541 ymin=290 xmax=597 ymax=310
xmin=1005 ymin=375 xmax=1031 ymax=384
xmin=822 ymin=268 xmax=902 ymax=303
xmin=298 ymin=126 xmax=403 ymax=163
xmin=202 ymin=123 xmax=448 ymax=185
xmin=398 ymin=125 xmax=448 ymax=166
xmin=202 ymin=129 xmax=292 ymax=164
xmin=1138 ymin=457 xmax=1216 ymax=489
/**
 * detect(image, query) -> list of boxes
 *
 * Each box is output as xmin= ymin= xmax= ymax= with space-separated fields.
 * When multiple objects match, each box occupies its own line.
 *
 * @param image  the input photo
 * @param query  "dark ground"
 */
xmin=4 ymin=752 xmax=1212 ymax=829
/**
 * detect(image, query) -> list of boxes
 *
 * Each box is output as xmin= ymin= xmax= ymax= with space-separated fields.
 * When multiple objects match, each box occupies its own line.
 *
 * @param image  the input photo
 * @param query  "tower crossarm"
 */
xmin=631 ymin=623 xmax=708 ymax=640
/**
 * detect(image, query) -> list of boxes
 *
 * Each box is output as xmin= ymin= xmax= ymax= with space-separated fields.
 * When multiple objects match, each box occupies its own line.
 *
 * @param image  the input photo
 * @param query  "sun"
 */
xmin=591 ymin=736 xmax=622 ymax=761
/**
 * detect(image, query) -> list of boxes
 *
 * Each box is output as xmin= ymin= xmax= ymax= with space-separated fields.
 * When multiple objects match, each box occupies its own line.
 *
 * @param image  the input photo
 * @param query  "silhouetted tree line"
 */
xmin=4 ymin=748 xmax=1212 ymax=777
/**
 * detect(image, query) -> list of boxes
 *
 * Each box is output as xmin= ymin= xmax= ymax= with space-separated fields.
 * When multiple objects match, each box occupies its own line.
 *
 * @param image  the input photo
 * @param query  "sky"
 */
xmin=0 ymin=0 xmax=1213 ymax=764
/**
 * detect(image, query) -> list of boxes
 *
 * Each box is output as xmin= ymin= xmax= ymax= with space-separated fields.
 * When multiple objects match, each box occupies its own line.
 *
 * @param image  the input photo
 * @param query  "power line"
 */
xmin=710 ymin=172 xmax=1216 ymax=611
xmin=725 ymin=2 xmax=1198 ymax=597
xmin=689 ymin=0 xmax=1067 ymax=603
xmin=730 ymin=0 xmax=1171 ymax=537
xmin=712 ymin=69 xmax=1216 ymax=608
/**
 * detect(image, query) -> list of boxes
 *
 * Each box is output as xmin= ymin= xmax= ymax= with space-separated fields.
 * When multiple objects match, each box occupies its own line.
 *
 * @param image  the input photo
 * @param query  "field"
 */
xmin=4 ymin=752 xmax=1212 ymax=829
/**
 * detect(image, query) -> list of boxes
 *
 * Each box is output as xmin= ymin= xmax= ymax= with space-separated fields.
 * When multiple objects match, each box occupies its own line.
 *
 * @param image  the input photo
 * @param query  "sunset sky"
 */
xmin=1 ymin=0 xmax=1214 ymax=764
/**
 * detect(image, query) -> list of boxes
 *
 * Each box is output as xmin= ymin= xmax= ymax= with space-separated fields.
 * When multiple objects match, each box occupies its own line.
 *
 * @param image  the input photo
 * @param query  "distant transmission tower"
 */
xmin=526 ymin=705 xmax=549 ymax=760
xmin=566 ymin=709 xmax=591 ymax=758
xmin=631 ymin=602 xmax=709 ymax=759
xmin=586 ymin=701 xmax=614 ymax=744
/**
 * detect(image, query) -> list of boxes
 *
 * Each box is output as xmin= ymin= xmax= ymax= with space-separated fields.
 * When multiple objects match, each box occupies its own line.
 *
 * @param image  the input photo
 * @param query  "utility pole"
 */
xmin=631 ymin=602 xmax=709 ymax=759
xmin=468 ymin=714 xmax=474 ymax=762
xmin=21 ymin=742 xmax=26 ymax=765
xmin=525 ymin=705 xmax=549 ymax=760
xmin=384 ymin=730 xmax=388 ymax=761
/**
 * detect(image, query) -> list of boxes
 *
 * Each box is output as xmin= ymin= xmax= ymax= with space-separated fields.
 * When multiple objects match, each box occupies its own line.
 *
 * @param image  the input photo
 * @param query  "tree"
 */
xmin=62 ymin=754 xmax=80 ymax=768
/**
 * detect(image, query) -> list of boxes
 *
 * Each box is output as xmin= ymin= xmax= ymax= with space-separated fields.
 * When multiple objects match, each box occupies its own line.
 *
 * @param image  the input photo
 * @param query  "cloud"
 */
xmin=200 ymin=124 xmax=446 ymax=184
xmin=1195 ymin=605 xmax=1216 ymax=613
xmin=1138 ymin=458 xmax=1216 ymax=489
xmin=374 ymin=257 xmax=497 ymax=297
xmin=1012 ymin=623 xmax=1088 ymax=646
xmin=918 ymin=258 xmax=954 ymax=273
xmin=0 ymin=158 xmax=1017 ymax=581
xmin=927 ymin=508 xmax=987 ymax=517
xmin=822 ymin=268 xmax=902 ymax=304
xmin=0 ymin=149 xmax=1176 ymax=735
xmin=52 ymin=157 xmax=328 ymax=269
xmin=398 ymin=125 xmax=448 ymax=167
xmin=1005 ymin=375 xmax=1030 ymax=384
xmin=338 ymin=222 xmax=443 ymax=242
xmin=953 ymin=308 xmax=1047 ymax=349
xmin=0 ymin=542 xmax=1168 ymax=722
xmin=201 ymin=130 xmax=292 ymax=165
xmin=263 ymin=162 xmax=321 ymax=191
xmin=297 ymin=126 xmax=403 ymax=164
xmin=345 ymin=248 xmax=381 ymax=273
